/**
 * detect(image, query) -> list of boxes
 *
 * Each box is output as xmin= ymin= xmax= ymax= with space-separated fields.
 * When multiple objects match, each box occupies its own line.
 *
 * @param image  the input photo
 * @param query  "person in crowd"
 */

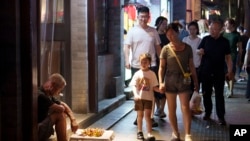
xmin=155 ymin=16 xmax=170 ymax=47
xmin=153 ymin=16 xmax=169 ymax=118
xmin=244 ymin=29 xmax=248 ymax=35
xmin=130 ymin=53 xmax=160 ymax=141
xmin=223 ymin=18 xmax=242 ymax=98
xmin=237 ymin=26 xmax=249 ymax=82
xmin=124 ymin=28 xmax=131 ymax=88
xmin=176 ymin=19 xmax=189 ymax=40
xmin=123 ymin=6 xmax=162 ymax=127
xmin=182 ymin=21 xmax=202 ymax=96
xmin=197 ymin=21 xmax=233 ymax=125
xmin=38 ymin=73 xmax=79 ymax=141
xmin=124 ymin=29 xmax=127 ymax=35
xmin=197 ymin=19 xmax=210 ymax=39
xmin=158 ymin=23 xmax=199 ymax=141
xmin=243 ymin=38 xmax=250 ymax=101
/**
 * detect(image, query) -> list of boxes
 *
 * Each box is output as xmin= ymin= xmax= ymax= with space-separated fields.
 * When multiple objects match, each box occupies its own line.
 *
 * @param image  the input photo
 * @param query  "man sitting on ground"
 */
xmin=38 ymin=73 xmax=78 ymax=141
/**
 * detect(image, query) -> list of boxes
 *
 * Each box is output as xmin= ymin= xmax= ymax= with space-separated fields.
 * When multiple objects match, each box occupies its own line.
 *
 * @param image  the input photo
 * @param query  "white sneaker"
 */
xmin=227 ymin=91 xmax=233 ymax=98
xmin=171 ymin=132 xmax=180 ymax=141
xmin=185 ymin=134 xmax=192 ymax=141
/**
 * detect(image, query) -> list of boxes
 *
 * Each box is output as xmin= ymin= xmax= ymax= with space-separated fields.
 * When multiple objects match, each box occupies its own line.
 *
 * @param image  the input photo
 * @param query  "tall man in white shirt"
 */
xmin=123 ymin=6 xmax=162 ymax=127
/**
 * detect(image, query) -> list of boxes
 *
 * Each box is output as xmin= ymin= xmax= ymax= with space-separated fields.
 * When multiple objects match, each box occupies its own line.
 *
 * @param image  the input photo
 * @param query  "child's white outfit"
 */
xmin=130 ymin=69 xmax=158 ymax=101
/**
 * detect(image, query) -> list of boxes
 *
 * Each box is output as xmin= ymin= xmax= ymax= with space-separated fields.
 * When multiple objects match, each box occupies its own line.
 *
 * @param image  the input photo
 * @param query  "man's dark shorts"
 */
xmin=38 ymin=116 xmax=54 ymax=141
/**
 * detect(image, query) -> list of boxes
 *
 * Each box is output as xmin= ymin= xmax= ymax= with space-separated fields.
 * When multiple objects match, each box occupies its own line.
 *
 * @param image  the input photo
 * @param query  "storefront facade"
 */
xmin=39 ymin=0 xmax=125 ymax=114
xmin=39 ymin=0 xmax=202 ymax=115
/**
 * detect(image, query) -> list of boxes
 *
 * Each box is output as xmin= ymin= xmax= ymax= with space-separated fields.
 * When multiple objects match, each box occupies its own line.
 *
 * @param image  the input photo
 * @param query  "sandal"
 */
xmin=137 ymin=132 xmax=144 ymax=140
xmin=146 ymin=136 xmax=155 ymax=141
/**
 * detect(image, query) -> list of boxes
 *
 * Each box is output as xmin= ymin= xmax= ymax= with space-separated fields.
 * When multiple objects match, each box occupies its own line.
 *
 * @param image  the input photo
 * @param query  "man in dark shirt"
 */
xmin=38 ymin=73 xmax=78 ymax=141
xmin=197 ymin=21 xmax=233 ymax=125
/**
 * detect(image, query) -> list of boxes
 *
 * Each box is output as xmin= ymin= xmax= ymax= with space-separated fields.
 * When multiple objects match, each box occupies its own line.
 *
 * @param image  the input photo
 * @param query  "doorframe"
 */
xmin=88 ymin=0 xmax=98 ymax=112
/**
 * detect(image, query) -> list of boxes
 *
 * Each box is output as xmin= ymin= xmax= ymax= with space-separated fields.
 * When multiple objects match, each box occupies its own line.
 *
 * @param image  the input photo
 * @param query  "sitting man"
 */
xmin=38 ymin=73 xmax=78 ymax=141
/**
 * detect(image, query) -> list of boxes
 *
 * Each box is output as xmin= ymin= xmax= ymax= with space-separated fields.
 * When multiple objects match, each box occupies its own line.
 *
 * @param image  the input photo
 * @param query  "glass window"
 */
xmin=95 ymin=0 xmax=108 ymax=54
xmin=40 ymin=0 xmax=66 ymax=84
xmin=41 ymin=0 xmax=64 ymax=23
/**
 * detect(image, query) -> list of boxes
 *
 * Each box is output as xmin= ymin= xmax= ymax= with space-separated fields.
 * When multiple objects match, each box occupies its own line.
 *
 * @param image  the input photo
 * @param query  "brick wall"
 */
xmin=193 ymin=0 xmax=201 ymax=20
xmin=70 ymin=0 xmax=127 ymax=113
xmin=71 ymin=0 xmax=89 ymax=113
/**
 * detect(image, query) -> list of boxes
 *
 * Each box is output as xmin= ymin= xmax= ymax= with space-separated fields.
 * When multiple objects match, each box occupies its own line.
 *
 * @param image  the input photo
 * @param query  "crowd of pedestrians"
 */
xmin=123 ymin=5 xmax=250 ymax=141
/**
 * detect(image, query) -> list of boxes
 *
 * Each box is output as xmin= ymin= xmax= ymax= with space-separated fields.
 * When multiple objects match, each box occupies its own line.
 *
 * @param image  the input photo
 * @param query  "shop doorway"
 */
xmin=39 ymin=0 xmax=71 ymax=104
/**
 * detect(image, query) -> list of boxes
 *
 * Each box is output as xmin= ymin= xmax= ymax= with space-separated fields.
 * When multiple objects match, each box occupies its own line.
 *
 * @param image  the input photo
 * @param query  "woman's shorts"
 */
xmin=164 ymin=71 xmax=191 ymax=94
xmin=134 ymin=99 xmax=152 ymax=111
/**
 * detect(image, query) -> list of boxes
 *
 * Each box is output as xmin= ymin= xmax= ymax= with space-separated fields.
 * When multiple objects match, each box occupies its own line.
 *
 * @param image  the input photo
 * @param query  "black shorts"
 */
xmin=154 ymin=92 xmax=166 ymax=99
xmin=38 ymin=116 xmax=54 ymax=141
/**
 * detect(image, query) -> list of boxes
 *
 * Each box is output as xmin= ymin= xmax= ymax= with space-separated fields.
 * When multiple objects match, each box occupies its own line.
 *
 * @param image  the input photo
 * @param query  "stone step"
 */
xmin=234 ymin=81 xmax=247 ymax=89
xmin=88 ymin=100 xmax=134 ymax=130
xmin=124 ymin=86 xmax=133 ymax=100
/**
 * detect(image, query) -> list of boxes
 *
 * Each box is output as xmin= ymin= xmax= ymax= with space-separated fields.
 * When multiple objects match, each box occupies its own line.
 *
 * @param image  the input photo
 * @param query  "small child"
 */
xmin=130 ymin=53 xmax=160 ymax=141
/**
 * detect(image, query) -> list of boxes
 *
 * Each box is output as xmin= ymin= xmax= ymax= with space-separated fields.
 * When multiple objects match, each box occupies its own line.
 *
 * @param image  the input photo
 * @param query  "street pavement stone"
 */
xmin=109 ymin=81 xmax=250 ymax=141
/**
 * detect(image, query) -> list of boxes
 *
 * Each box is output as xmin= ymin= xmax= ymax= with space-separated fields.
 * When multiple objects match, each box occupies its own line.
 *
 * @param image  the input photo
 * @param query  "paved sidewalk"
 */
xmin=89 ymin=81 xmax=250 ymax=141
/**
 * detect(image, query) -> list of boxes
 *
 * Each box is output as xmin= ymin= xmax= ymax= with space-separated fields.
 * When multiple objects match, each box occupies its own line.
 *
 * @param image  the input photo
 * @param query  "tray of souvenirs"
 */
xmin=69 ymin=128 xmax=115 ymax=141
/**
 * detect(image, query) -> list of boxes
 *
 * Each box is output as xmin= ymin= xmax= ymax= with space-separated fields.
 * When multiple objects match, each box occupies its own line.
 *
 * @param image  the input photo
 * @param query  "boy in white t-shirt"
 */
xmin=130 ymin=53 xmax=161 ymax=141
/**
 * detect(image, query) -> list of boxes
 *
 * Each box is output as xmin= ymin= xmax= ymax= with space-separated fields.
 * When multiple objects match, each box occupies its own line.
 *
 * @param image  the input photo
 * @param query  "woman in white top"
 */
xmin=182 ymin=21 xmax=202 ymax=95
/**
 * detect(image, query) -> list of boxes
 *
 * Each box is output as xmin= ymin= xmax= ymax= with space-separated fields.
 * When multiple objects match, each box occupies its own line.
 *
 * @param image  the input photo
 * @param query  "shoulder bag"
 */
xmin=168 ymin=45 xmax=191 ymax=85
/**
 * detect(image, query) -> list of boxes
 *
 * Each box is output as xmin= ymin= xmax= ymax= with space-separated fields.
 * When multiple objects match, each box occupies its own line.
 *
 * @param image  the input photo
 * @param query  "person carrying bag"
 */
xmin=169 ymin=46 xmax=202 ymax=115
